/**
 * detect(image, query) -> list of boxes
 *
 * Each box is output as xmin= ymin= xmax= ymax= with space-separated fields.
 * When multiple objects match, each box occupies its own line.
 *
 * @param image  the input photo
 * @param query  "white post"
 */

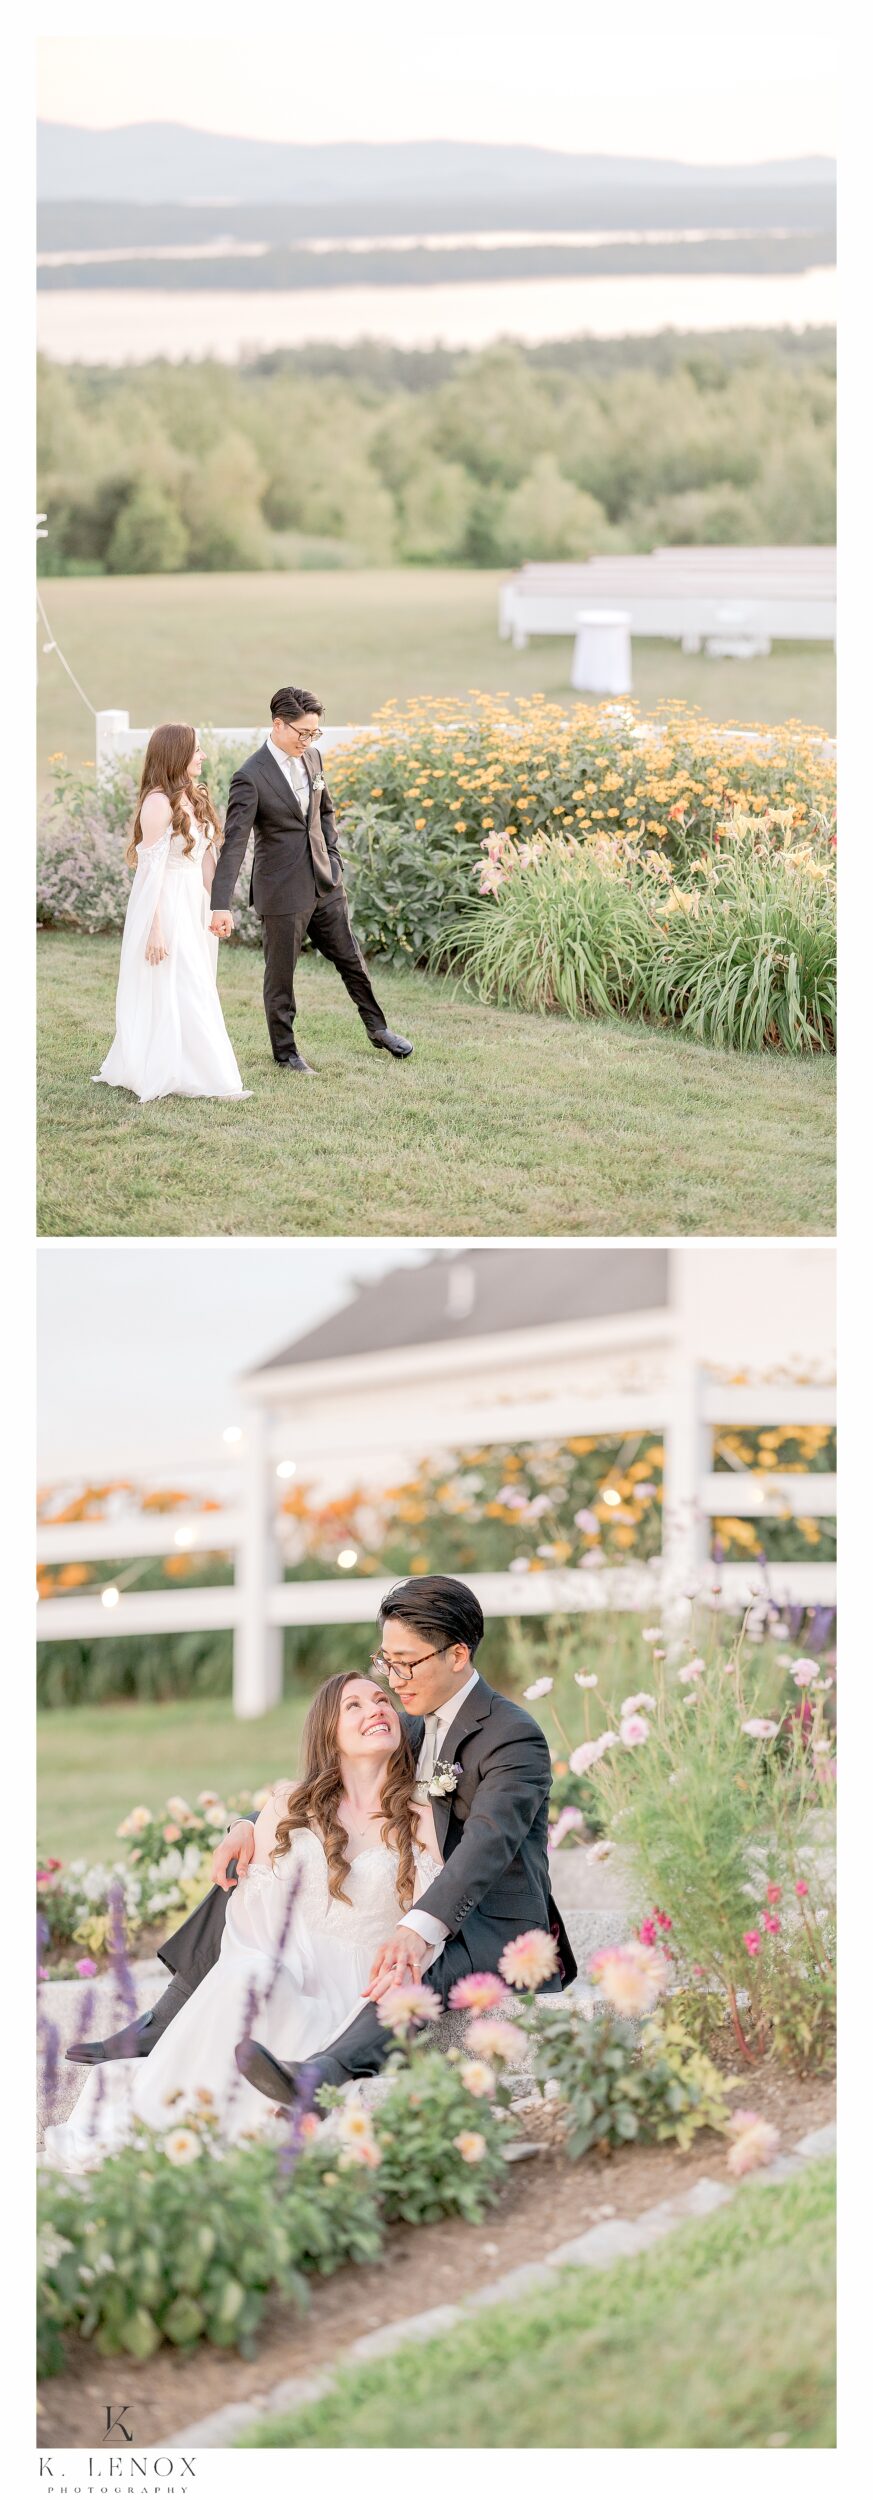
xmin=571 ymin=609 xmax=632 ymax=695
xmin=234 ymin=1403 xmax=283 ymax=1718
xmin=661 ymin=1361 xmax=711 ymax=1621
xmin=95 ymin=709 xmax=130 ymax=780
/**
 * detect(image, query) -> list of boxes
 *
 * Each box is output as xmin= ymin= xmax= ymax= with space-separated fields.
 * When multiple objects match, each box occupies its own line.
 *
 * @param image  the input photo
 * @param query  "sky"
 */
xmin=37 ymin=1240 xmax=434 ymax=1478
xmin=35 ymin=4 xmax=836 ymax=165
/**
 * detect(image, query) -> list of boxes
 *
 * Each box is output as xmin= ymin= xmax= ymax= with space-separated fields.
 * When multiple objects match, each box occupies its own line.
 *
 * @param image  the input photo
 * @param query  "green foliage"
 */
xmin=583 ymin=1629 xmax=836 ymax=2066
xmin=37 ymin=2121 xmax=302 ymax=2374
xmin=524 ymin=2000 xmax=733 ymax=2159
xmin=372 ymin=2050 xmax=510 ymax=2225
xmin=36 ymin=337 xmax=835 ymax=576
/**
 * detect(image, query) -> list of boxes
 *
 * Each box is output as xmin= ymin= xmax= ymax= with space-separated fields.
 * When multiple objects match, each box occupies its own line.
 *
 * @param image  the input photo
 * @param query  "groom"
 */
xmin=68 ymin=1576 xmax=576 ymax=2094
xmin=208 ymin=685 xmax=412 ymax=1075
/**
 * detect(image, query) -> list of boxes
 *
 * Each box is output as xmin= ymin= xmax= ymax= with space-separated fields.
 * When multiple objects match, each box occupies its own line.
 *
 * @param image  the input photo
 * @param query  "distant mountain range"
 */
xmin=37 ymin=121 xmax=836 ymax=208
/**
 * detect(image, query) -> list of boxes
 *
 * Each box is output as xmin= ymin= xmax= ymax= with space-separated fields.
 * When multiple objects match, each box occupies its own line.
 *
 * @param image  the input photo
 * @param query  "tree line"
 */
xmin=37 ymin=332 xmax=835 ymax=576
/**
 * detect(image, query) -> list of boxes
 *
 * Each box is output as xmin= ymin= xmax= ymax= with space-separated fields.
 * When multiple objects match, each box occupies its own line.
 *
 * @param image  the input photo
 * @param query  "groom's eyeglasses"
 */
xmin=370 ymin=1645 xmax=448 ymax=1685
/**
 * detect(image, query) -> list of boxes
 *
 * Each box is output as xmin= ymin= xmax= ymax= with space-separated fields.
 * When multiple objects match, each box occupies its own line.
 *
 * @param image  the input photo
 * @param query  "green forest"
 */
xmin=36 ymin=329 xmax=835 ymax=576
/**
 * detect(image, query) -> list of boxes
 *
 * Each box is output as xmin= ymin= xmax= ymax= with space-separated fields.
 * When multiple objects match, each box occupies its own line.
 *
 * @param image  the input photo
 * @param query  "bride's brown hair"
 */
xmin=273 ymin=1671 xmax=419 ymax=1911
xmin=126 ymin=724 xmax=223 ymax=869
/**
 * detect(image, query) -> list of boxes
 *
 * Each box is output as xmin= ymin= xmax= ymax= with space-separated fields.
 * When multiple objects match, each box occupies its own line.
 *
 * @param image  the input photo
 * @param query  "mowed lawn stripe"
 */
xmin=38 ymin=936 xmax=835 ymax=1238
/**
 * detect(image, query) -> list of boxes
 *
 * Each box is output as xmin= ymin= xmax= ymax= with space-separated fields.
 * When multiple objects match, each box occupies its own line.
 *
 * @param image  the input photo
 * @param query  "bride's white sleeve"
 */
xmin=120 ymin=830 xmax=174 ymax=963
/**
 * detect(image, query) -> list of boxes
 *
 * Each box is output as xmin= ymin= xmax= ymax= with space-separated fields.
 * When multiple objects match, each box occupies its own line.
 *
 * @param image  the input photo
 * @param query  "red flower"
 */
xmin=795 ymin=1881 xmax=809 ymax=1897
xmin=655 ymin=1910 xmax=672 ymax=1931
xmin=743 ymin=1930 xmax=761 ymax=1956
xmin=766 ymin=1883 xmax=782 ymax=1903
xmin=763 ymin=1913 xmax=781 ymax=1934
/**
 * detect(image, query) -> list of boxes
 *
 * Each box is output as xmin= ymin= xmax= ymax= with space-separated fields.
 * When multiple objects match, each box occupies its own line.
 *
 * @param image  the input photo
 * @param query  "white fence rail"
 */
xmin=36 ymin=1370 xmax=836 ymax=1715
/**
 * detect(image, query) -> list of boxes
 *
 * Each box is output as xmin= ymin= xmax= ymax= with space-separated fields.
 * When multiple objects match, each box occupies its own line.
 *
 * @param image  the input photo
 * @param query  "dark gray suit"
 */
xmin=210 ymin=740 xmax=386 ymax=1059
xmin=153 ymin=1678 xmax=576 ymax=2087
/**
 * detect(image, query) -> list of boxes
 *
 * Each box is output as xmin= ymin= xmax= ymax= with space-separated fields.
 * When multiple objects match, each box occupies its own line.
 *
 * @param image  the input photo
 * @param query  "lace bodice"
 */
xmin=239 ymin=1829 xmax=441 ymax=1961
xmin=166 ymin=820 xmax=213 ymax=872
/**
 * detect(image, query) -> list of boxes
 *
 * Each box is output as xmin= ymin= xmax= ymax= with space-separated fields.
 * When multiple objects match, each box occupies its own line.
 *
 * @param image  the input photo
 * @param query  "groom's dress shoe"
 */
xmin=67 ymin=2010 xmax=156 ymax=2065
xmin=66 ymin=1972 xmax=192 ymax=2065
xmin=370 ymin=1028 xmax=413 ymax=1058
xmin=235 ymin=2036 xmax=300 ymax=2108
xmin=276 ymin=1048 xmax=316 ymax=1074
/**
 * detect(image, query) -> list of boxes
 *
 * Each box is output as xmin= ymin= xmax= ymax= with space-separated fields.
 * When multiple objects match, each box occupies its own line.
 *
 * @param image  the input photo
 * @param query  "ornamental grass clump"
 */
xmin=641 ymin=843 xmax=835 ymax=1054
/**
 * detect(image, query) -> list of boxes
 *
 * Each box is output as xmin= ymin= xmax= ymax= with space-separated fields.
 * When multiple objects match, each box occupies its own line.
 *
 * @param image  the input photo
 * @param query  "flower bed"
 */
xmin=37 ymin=701 xmax=834 ymax=993
xmin=37 ymin=1789 xmax=264 ymax=1970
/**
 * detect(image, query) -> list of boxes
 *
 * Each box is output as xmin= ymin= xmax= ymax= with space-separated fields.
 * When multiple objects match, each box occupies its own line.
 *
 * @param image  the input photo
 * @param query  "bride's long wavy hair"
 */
xmin=126 ymin=724 xmax=222 ymax=869
xmin=273 ymin=1671 xmax=419 ymax=1911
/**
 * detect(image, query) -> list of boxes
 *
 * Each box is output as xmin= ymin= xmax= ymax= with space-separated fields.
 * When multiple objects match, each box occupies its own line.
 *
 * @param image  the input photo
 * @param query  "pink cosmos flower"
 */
xmin=549 ymin=1805 xmax=585 ymax=1852
xmin=377 ymin=1983 xmax=442 ymax=2035
xmin=620 ymin=1714 xmax=650 ymax=1747
xmin=568 ymin=1739 xmax=602 ymax=1775
xmin=75 ymin=1957 xmax=98 ymax=1978
xmin=499 ymin=1929 xmax=560 ymax=1991
xmin=465 ymin=2017 xmax=526 ymax=2064
xmin=449 ymin=1972 xmax=511 ymax=2013
xmin=726 ymin=2111 xmax=781 ymax=2177
xmin=589 ymin=1939 xmax=668 ymax=2017
xmin=523 ymin=1678 xmax=553 ymax=1700
xmin=454 ymin=2131 xmax=487 ymax=2164
xmin=743 ymin=1930 xmax=761 ymax=1956
xmin=742 ymin=1719 xmax=780 ymax=1739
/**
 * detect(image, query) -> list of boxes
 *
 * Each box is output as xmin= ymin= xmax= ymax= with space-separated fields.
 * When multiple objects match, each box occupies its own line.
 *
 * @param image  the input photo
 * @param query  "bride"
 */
xmin=43 ymin=1674 xmax=442 ymax=2174
xmin=93 ymin=724 xmax=249 ymax=1103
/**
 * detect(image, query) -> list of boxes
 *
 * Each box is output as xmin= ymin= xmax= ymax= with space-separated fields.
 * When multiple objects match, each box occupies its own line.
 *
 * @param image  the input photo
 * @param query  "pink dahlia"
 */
xmin=499 ymin=1929 xmax=560 ymax=1991
xmin=726 ymin=2111 xmax=781 ymax=2177
xmin=377 ymin=1982 xmax=442 ymax=2035
xmin=448 ymin=1972 xmax=511 ymax=2014
xmin=589 ymin=1940 xmax=668 ymax=2017
xmin=465 ymin=2016 xmax=526 ymax=2064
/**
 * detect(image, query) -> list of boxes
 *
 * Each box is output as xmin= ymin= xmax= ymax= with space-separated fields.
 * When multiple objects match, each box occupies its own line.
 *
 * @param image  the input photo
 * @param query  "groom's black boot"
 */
xmin=66 ymin=1972 xmax=192 ymax=2065
xmin=275 ymin=1046 xmax=316 ymax=1074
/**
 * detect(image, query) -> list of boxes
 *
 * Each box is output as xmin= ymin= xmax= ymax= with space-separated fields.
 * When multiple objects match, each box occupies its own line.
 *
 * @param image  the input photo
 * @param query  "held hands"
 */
xmin=210 ymin=912 xmax=233 ymax=938
xmin=211 ymin=1819 xmax=256 ymax=1890
xmin=363 ymin=1922 xmax=429 ymax=2002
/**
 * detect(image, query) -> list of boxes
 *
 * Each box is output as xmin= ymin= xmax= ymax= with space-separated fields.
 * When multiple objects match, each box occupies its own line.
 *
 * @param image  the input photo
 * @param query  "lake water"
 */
xmin=37 ymin=266 xmax=836 ymax=363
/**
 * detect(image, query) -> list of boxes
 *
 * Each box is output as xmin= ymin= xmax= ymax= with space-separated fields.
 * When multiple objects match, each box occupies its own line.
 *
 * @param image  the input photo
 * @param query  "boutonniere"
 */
xmin=311 ymin=775 xmax=325 ymax=796
xmin=428 ymin=1758 xmax=462 ymax=1798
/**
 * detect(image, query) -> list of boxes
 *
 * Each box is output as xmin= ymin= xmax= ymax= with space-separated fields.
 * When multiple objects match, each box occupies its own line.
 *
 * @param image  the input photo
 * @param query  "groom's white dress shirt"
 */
xmin=400 ymin=1670 xmax=479 ymax=1950
xmin=266 ymin=732 xmax=311 ymax=818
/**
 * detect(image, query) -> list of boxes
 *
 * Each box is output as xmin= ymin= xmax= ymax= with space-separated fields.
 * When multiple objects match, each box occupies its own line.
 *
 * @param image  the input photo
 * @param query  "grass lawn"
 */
xmin=242 ymin=2156 xmax=835 ymax=2449
xmin=37 ymin=934 xmax=835 ymax=1237
xmin=37 ymin=1692 xmax=312 ymax=1861
xmin=36 ymin=570 xmax=835 ymax=792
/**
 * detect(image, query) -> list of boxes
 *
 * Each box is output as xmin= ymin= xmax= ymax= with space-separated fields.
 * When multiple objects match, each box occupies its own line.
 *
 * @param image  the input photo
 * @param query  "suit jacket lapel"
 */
xmin=261 ymin=741 xmax=307 ymax=822
xmin=429 ymin=1681 xmax=493 ymax=1851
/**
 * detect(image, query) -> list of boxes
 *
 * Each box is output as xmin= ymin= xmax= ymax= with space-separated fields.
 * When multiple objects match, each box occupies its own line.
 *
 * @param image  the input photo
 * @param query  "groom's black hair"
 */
xmin=270 ymin=686 xmax=324 ymax=722
xmin=379 ymin=1574 xmax=485 ymax=1662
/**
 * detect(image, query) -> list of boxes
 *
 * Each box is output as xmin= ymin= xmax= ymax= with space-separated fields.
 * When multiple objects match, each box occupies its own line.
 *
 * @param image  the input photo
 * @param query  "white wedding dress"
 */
xmin=42 ymin=1829 xmax=443 ymax=2175
xmin=93 ymin=820 xmax=249 ymax=1103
